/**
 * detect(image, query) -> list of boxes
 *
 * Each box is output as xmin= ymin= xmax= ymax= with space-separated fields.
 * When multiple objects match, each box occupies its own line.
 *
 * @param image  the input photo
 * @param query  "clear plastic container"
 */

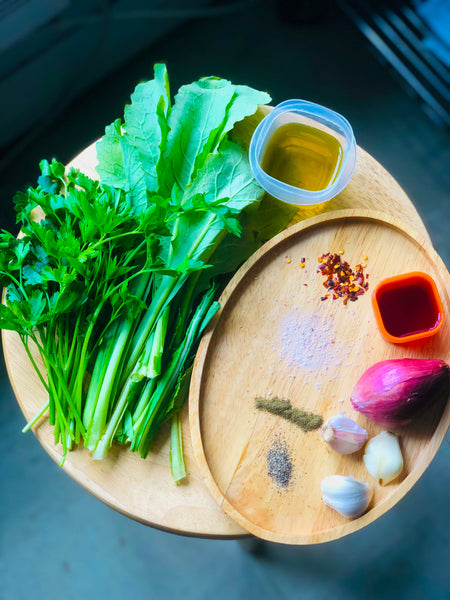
xmin=249 ymin=99 xmax=357 ymax=206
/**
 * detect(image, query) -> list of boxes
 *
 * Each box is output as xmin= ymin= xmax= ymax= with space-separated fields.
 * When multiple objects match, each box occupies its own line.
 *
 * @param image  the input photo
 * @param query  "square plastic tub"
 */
xmin=249 ymin=99 xmax=357 ymax=206
xmin=372 ymin=271 xmax=445 ymax=343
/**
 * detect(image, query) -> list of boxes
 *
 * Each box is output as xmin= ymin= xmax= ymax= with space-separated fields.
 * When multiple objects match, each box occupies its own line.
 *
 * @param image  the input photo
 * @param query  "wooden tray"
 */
xmin=1 ymin=106 xmax=439 ymax=539
xmin=189 ymin=209 xmax=450 ymax=544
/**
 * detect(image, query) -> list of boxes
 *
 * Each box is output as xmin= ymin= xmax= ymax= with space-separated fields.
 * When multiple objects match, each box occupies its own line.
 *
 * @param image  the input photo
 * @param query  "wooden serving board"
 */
xmin=1 ymin=107 xmax=440 ymax=539
xmin=189 ymin=209 xmax=450 ymax=544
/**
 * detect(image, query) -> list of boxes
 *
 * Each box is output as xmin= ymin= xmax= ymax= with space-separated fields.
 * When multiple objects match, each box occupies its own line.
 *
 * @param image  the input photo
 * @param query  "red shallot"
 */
xmin=350 ymin=358 xmax=450 ymax=428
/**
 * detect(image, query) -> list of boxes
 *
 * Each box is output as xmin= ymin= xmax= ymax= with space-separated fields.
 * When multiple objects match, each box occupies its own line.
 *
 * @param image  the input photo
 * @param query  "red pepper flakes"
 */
xmin=316 ymin=252 xmax=369 ymax=305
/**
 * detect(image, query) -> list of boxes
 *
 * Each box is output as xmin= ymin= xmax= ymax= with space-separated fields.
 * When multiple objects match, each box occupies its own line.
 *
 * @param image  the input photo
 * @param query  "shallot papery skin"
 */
xmin=350 ymin=359 xmax=450 ymax=427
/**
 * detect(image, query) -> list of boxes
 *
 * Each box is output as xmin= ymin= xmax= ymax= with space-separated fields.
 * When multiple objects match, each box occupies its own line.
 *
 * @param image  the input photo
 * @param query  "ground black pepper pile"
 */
xmin=266 ymin=437 xmax=293 ymax=489
xmin=267 ymin=438 xmax=293 ymax=488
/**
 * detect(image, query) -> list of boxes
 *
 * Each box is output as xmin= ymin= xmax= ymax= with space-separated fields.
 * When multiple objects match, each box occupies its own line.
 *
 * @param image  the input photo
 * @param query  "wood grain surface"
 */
xmin=189 ymin=209 xmax=450 ymax=544
xmin=2 ymin=107 xmax=441 ymax=540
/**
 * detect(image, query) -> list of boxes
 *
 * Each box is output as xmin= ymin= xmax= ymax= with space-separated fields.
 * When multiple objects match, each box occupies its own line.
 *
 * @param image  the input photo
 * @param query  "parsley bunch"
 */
xmin=0 ymin=161 xmax=167 ymax=461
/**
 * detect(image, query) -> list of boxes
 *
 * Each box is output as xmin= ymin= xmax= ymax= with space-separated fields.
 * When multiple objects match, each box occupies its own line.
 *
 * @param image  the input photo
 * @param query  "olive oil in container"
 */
xmin=260 ymin=123 xmax=343 ymax=192
xmin=249 ymin=100 xmax=356 ymax=206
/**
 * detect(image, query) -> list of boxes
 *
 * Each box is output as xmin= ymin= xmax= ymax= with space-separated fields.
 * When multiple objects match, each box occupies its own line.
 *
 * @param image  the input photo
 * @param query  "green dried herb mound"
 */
xmin=0 ymin=65 xmax=297 ymax=483
xmin=255 ymin=397 xmax=323 ymax=431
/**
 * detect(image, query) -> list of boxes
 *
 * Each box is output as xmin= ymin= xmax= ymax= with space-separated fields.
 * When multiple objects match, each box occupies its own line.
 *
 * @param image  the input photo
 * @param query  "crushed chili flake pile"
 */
xmin=317 ymin=252 xmax=369 ymax=305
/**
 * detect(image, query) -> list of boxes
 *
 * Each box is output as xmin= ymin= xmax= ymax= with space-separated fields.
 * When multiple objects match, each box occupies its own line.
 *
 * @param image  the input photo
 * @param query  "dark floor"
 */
xmin=1 ymin=2 xmax=449 ymax=599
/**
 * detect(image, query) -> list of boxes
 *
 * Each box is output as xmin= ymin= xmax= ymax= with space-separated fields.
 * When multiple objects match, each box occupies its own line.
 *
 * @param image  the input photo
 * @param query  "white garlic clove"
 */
xmin=321 ymin=413 xmax=368 ymax=454
xmin=363 ymin=431 xmax=403 ymax=486
xmin=321 ymin=475 xmax=372 ymax=519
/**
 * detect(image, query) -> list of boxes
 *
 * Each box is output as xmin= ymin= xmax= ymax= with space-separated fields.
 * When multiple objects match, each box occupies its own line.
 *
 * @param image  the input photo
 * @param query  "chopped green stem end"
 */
xmin=170 ymin=412 xmax=186 ymax=484
xmin=22 ymin=400 xmax=50 ymax=433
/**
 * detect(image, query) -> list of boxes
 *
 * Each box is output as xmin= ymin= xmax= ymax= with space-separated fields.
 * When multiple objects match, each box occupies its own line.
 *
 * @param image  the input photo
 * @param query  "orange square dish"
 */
xmin=372 ymin=271 xmax=445 ymax=343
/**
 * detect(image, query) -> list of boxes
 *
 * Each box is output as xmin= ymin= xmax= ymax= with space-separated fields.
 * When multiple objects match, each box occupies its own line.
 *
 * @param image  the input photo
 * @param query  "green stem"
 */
xmin=91 ymin=376 xmax=141 ymax=459
xmin=134 ymin=286 xmax=216 ymax=457
xmin=22 ymin=334 xmax=49 ymax=394
xmin=170 ymin=413 xmax=186 ymax=484
xmin=44 ymin=347 xmax=85 ymax=439
xmin=64 ymin=311 xmax=82 ymax=371
xmin=84 ymin=317 xmax=134 ymax=451
xmin=130 ymin=378 xmax=156 ymax=430
xmin=45 ymin=366 xmax=73 ymax=439
xmin=22 ymin=400 xmax=50 ymax=432
xmin=172 ymin=271 xmax=201 ymax=349
xmin=69 ymin=303 xmax=104 ymax=442
xmin=120 ymin=211 xmax=224 ymax=398
xmin=83 ymin=270 xmax=153 ymax=448
xmin=83 ymin=342 xmax=110 ymax=429
xmin=136 ymin=305 xmax=170 ymax=380
xmin=54 ymin=415 xmax=60 ymax=445
xmin=121 ymin=273 xmax=187 ymax=382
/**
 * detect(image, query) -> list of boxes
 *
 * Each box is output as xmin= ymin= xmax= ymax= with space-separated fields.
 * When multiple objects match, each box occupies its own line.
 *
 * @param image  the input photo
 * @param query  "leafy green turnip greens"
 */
xmin=0 ymin=65 xmax=295 ymax=481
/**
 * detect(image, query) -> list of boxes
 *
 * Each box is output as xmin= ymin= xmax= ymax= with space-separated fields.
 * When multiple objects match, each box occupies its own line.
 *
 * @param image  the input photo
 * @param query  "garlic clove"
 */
xmin=321 ymin=475 xmax=372 ymax=519
xmin=321 ymin=413 xmax=368 ymax=454
xmin=351 ymin=358 xmax=450 ymax=428
xmin=363 ymin=431 xmax=403 ymax=485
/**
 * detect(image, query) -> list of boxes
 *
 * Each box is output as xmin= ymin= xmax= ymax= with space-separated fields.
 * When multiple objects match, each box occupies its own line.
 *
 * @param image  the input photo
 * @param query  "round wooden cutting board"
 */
xmin=189 ymin=209 xmax=450 ymax=544
xmin=1 ymin=105 xmax=444 ymax=540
